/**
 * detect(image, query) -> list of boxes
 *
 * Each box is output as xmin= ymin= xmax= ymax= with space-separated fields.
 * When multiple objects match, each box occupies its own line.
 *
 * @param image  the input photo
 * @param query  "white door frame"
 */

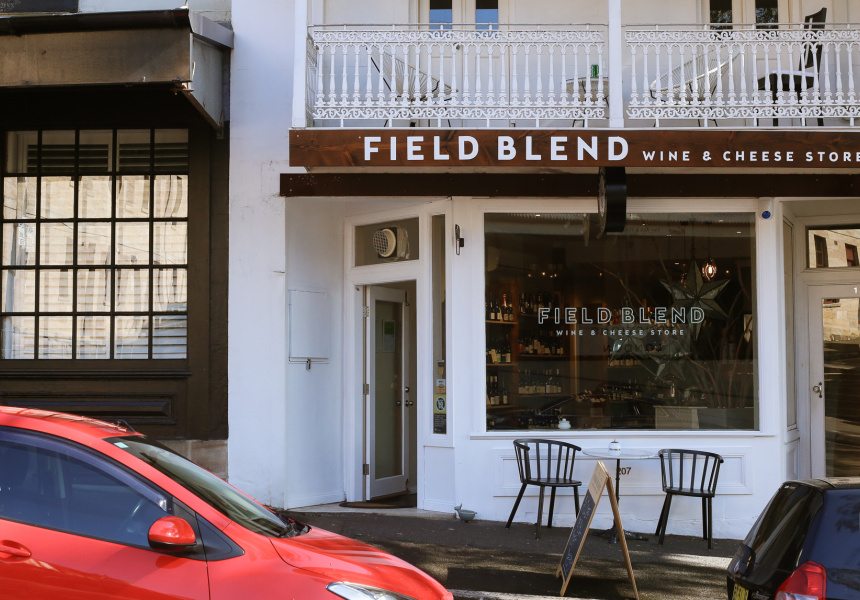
xmin=366 ymin=285 xmax=410 ymax=498
xmin=806 ymin=282 xmax=860 ymax=477
xmin=792 ymin=211 xmax=860 ymax=478
xmin=342 ymin=200 xmax=453 ymax=504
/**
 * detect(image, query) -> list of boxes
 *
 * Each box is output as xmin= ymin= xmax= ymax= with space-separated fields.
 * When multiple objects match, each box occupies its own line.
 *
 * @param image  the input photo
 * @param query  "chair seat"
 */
xmin=524 ymin=477 xmax=582 ymax=488
xmin=757 ymin=72 xmax=816 ymax=90
xmin=664 ymin=486 xmax=715 ymax=498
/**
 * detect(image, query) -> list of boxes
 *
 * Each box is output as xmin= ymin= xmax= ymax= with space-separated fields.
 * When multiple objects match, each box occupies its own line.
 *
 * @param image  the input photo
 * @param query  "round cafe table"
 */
xmin=581 ymin=448 xmax=657 ymax=543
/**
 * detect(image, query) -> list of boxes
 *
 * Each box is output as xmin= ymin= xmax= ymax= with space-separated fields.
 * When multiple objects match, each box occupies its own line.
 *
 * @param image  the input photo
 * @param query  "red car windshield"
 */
xmin=108 ymin=435 xmax=299 ymax=538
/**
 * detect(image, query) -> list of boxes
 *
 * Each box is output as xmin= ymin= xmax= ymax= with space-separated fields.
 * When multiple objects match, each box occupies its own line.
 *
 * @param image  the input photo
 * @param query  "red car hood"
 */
xmin=270 ymin=526 xmax=452 ymax=600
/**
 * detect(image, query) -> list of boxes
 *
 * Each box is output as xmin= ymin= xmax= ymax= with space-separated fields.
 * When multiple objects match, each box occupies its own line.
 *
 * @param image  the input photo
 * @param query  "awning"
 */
xmin=0 ymin=8 xmax=233 ymax=129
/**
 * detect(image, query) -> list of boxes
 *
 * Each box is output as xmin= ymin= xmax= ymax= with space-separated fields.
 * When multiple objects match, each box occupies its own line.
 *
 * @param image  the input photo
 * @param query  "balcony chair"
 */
xmin=655 ymin=448 xmax=723 ymax=550
xmin=505 ymin=439 xmax=582 ymax=540
xmin=369 ymin=50 xmax=455 ymax=126
xmin=756 ymin=7 xmax=827 ymax=127
xmin=649 ymin=50 xmax=738 ymax=126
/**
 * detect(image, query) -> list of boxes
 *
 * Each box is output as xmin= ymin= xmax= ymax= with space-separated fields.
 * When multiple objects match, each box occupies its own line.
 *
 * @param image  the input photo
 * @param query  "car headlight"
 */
xmin=326 ymin=582 xmax=418 ymax=600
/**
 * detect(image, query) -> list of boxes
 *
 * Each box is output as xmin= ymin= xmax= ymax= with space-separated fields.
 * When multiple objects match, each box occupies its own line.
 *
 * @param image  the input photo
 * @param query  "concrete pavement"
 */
xmin=284 ymin=506 xmax=737 ymax=600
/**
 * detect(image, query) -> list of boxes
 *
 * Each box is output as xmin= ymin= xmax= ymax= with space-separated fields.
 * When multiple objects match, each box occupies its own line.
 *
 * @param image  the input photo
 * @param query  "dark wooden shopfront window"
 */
xmin=2 ymin=130 xmax=189 ymax=359
xmin=0 ymin=87 xmax=228 ymax=442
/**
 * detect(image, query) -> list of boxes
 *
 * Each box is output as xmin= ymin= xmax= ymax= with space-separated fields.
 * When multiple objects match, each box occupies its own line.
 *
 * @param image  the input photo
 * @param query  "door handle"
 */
xmin=812 ymin=382 xmax=822 ymax=398
xmin=0 ymin=541 xmax=31 ymax=559
xmin=405 ymin=401 xmax=414 ymax=407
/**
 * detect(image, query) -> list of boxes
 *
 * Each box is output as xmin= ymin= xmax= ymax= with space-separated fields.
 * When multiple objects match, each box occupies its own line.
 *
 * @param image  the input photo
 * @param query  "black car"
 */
xmin=727 ymin=478 xmax=860 ymax=600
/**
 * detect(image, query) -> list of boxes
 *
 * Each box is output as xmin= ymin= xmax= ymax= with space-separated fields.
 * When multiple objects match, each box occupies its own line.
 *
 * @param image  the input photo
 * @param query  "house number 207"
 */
xmin=619 ymin=467 xmax=632 ymax=475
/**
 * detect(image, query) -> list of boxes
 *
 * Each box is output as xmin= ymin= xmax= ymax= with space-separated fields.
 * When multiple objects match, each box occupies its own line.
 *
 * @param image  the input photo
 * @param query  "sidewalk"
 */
xmin=285 ymin=506 xmax=737 ymax=600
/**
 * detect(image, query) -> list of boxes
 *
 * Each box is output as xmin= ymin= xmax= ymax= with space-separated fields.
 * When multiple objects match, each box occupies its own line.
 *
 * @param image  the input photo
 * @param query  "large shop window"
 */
xmin=484 ymin=212 xmax=757 ymax=431
xmin=1 ymin=130 xmax=188 ymax=360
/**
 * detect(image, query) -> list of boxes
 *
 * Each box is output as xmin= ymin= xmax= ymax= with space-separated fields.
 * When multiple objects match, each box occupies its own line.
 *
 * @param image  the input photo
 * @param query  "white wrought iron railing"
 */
xmin=626 ymin=23 xmax=860 ymax=126
xmin=307 ymin=24 xmax=608 ymax=127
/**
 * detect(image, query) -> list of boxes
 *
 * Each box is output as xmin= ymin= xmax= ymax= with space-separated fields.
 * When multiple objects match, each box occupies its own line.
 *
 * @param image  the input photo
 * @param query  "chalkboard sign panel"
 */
xmin=557 ymin=461 xmax=639 ymax=599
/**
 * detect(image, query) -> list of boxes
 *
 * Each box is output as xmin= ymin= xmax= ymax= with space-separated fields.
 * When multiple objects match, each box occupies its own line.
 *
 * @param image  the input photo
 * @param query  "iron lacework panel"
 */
xmin=1 ymin=129 xmax=189 ymax=360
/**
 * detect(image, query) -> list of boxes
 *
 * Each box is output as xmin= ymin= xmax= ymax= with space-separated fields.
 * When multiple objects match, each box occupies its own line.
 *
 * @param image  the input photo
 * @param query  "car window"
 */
xmin=743 ymin=482 xmax=822 ymax=572
xmin=108 ymin=435 xmax=297 ymax=538
xmin=0 ymin=428 xmax=172 ymax=548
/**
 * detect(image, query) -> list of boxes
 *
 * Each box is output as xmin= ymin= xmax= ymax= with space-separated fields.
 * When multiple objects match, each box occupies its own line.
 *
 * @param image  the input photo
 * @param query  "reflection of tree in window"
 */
xmin=709 ymin=0 xmax=732 ymax=28
xmin=755 ymin=0 xmax=778 ymax=29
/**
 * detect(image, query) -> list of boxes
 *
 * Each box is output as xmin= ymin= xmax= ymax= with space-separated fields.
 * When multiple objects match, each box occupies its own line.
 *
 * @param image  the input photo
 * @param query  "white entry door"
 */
xmin=807 ymin=283 xmax=860 ymax=477
xmin=366 ymin=286 xmax=410 ymax=499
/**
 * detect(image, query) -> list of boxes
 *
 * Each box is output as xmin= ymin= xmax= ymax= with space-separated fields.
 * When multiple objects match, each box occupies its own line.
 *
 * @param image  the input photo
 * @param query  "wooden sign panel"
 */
xmin=290 ymin=128 xmax=860 ymax=169
xmin=557 ymin=462 xmax=639 ymax=599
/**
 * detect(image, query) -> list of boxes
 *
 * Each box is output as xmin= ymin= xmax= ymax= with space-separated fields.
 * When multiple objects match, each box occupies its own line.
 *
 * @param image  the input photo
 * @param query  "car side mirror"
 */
xmin=148 ymin=516 xmax=197 ymax=552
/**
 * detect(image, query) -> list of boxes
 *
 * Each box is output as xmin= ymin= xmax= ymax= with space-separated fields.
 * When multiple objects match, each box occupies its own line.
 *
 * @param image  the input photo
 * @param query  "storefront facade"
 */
xmin=240 ymin=0 xmax=860 ymax=540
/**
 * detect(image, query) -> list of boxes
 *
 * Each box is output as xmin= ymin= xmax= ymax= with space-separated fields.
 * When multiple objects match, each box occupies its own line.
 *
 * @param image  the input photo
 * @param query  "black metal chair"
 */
xmin=505 ymin=439 xmax=581 ymax=539
xmin=655 ymin=448 xmax=723 ymax=550
xmin=756 ymin=7 xmax=827 ymax=127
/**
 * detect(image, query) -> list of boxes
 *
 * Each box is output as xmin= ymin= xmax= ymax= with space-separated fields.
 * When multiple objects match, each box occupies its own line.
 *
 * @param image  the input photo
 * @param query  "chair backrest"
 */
xmin=371 ymin=51 xmax=453 ymax=99
xmin=800 ymin=8 xmax=827 ymax=72
xmin=512 ymin=438 xmax=581 ymax=483
xmin=658 ymin=448 xmax=723 ymax=495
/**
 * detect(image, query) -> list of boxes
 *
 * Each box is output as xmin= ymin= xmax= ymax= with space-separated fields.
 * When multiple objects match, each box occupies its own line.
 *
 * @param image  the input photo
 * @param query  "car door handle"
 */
xmin=0 ymin=541 xmax=31 ymax=559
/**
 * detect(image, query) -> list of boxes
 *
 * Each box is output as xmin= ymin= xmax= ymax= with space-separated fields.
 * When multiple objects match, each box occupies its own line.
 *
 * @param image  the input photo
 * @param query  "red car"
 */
xmin=0 ymin=407 xmax=452 ymax=600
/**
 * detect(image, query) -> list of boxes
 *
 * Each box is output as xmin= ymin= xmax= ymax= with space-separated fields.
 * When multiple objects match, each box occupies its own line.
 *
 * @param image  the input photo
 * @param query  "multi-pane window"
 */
xmin=1 ymin=129 xmax=189 ymax=360
xmin=709 ymin=0 xmax=732 ymax=27
xmin=755 ymin=0 xmax=778 ymax=29
xmin=476 ymin=0 xmax=498 ymax=30
xmin=429 ymin=0 xmax=453 ymax=29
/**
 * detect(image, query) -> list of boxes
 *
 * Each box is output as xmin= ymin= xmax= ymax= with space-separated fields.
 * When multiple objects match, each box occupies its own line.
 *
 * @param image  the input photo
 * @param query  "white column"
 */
xmin=608 ymin=0 xmax=624 ymax=128
xmin=291 ymin=0 xmax=311 ymax=128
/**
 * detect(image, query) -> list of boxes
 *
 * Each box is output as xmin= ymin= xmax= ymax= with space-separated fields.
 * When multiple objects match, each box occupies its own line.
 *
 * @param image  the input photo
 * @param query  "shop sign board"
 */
xmin=290 ymin=129 xmax=860 ymax=169
xmin=557 ymin=462 xmax=638 ymax=598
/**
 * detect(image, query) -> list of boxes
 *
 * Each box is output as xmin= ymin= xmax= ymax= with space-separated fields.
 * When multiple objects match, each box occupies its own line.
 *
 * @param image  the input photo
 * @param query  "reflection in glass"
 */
xmin=154 ymin=268 xmax=187 ymax=312
xmin=3 ymin=223 xmax=36 ymax=266
xmin=116 ymin=269 xmax=149 ymax=312
xmin=117 ymin=130 xmax=151 ymax=173
xmin=40 ymin=270 xmax=73 ymax=312
xmin=77 ymin=223 xmax=112 ymax=265
xmin=78 ymin=176 xmax=112 ymax=219
xmin=40 ymin=223 xmax=74 ymax=265
xmin=153 ymin=222 xmax=187 ymax=265
xmin=39 ymin=316 xmax=73 ymax=359
xmin=115 ymin=315 xmax=149 ymax=359
xmin=821 ymin=297 xmax=860 ymax=477
xmin=154 ymin=175 xmax=187 ymax=218
xmin=154 ymin=129 xmax=189 ymax=173
xmin=115 ymin=222 xmax=150 ymax=265
xmin=375 ymin=299 xmax=402 ymax=479
xmin=1 ymin=270 xmax=35 ymax=312
xmin=40 ymin=177 xmax=75 ymax=219
xmin=5 ymin=131 xmax=38 ymax=174
xmin=3 ymin=177 xmax=36 ymax=219
xmin=153 ymin=315 xmax=187 ymax=359
xmin=1 ymin=316 xmax=35 ymax=358
xmin=77 ymin=316 xmax=110 ymax=359
xmin=808 ymin=227 xmax=860 ymax=268
xmin=77 ymin=269 xmax=111 ymax=312
xmin=117 ymin=175 xmax=150 ymax=218
xmin=484 ymin=213 xmax=757 ymax=432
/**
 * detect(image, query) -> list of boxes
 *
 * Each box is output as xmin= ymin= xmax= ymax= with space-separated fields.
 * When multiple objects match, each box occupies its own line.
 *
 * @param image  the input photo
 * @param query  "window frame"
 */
xmin=1 ymin=128 xmax=190 ymax=361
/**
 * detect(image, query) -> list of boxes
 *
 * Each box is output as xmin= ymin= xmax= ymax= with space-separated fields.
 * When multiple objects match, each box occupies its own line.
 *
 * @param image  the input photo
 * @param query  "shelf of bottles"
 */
xmin=485 ymin=284 xmax=572 ymax=411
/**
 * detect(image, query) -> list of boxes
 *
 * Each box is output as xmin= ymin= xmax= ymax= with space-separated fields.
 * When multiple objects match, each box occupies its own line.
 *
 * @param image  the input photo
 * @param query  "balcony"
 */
xmin=303 ymin=21 xmax=860 ymax=129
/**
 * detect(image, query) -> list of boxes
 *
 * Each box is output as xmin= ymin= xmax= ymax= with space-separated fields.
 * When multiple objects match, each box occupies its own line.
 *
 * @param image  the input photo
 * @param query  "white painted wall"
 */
xmin=228 ymin=0 xmax=293 ymax=507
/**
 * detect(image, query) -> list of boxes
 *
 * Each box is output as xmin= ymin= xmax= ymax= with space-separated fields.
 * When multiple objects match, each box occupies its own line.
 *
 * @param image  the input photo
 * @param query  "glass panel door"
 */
xmin=367 ymin=286 xmax=408 ymax=498
xmin=809 ymin=285 xmax=860 ymax=477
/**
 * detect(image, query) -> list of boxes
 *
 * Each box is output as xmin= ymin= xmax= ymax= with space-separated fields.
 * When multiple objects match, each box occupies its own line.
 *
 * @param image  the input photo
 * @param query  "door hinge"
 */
xmin=363 ymin=383 xmax=370 ymax=395
xmin=362 ymin=305 xmax=370 ymax=318
xmin=362 ymin=463 xmax=370 ymax=476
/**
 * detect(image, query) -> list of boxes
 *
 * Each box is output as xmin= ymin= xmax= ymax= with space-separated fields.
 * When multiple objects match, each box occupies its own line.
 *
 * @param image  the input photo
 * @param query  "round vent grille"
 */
xmin=372 ymin=228 xmax=398 ymax=258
